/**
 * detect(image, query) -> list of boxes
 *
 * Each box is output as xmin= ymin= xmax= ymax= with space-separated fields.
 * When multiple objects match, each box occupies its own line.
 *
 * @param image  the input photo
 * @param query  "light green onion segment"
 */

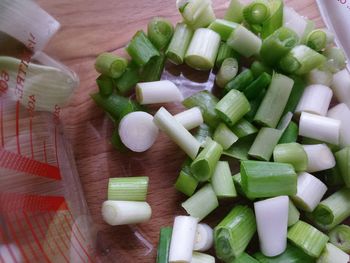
xmin=306 ymin=29 xmax=328 ymax=52
xmin=224 ymin=0 xmax=244 ymax=23
xmin=231 ymin=118 xmax=258 ymax=138
xmin=223 ymin=135 xmax=256 ymax=161
xmin=273 ymin=143 xmax=308 ymax=172
xmin=175 ymin=159 xmax=198 ymax=196
xmin=243 ymin=1 xmax=271 ymax=25
xmin=213 ymin=123 xmax=238 ymax=150
xmin=328 ymin=224 xmax=350 ymax=253
xmin=216 ymin=57 xmax=239 ymax=88
xmin=335 ymin=147 xmax=350 ymax=188
xmin=317 ymin=243 xmax=349 ymax=263
xmin=208 ymin=19 xmax=239 ymax=41
xmin=288 ymin=199 xmax=300 ymax=227
xmin=227 ymin=25 xmax=262 ymax=57
xmin=147 ymin=17 xmax=174 ymax=50
xmin=215 ymin=42 xmax=239 ymax=68
xmin=108 ymin=176 xmax=149 ymax=201
xmin=95 ymin=52 xmax=128 ymax=78
xmin=211 ymin=161 xmax=237 ymax=199
xmin=323 ymin=46 xmax=347 ymax=73
xmin=279 ymin=121 xmax=298 ymax=144
xmin=225 ymin=69 xmax=255 ymax=94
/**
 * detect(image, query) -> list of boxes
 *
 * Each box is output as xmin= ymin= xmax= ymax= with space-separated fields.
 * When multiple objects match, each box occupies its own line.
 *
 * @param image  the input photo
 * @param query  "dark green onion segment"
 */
xmin=157 ymin=227 xmax=173 ymax=263
xmin=147 ymin=17 xmax=174 ymax=50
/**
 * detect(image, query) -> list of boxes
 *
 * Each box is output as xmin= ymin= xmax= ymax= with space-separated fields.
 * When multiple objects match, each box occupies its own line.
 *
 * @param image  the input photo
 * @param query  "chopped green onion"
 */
xmin=96 ymin=75 xmax=114 ymax=97
xmin=126 ymin=31 xmax=160 ymax=67
xmin=232 ymin=252 xmax=259 ymax=263
xmin=194 ymin=124 xmax=213 ymax=145
xmin=323 ymin=46 xmax=346 ymax=73
xmin=175 ymin=159 xmax=198 ymax=196
xmin=306 ymin=68 xmax=333 ymax=86
xmin=317 ymin=243 xmax=349 ymax=263
xmin=182 ymin=184 xmax=219 ymax=221
xmin=211 ymin=161 xmax=237 ymax=199
xmin=329 ymin=225 xmax=350 ymax=253
xmin=245 ymin=89 xmax=267 ymax=122
xmin=250 ymin=61 xmax=273 ymax=78
xmin=273 ymin=143 xmax=308 ymax=172
xmin=323 ymin=166 xmax=345 ymax=187
xmin=224 ymin=69 xmax=255 ymax=94
xmin=335 ymin=147 xmax=350 ymax=188
xmin=241 ymin=160 xmax=297 ymax=199
xmin=185 ymin=28 xmax=221 ymax=70
xmin=115 ymin=61 xmax=140 ymax=95
xmin=157 ymin=227 xmax=173 ymax=263
xmin=140 ymin=52 xmax=166 ymax=82
xmin=232 ymin=173 xmax=247 ymax=198
xmin=288 ymin=199 xmax=300 ymax=227
xmin=302 ymin=144 xmax=336 ymax=173
xmin=300 ymin=19 xmax=316 ymax=44
xmin=194 ymin=223 xmax=214 ymax=252
xmin=223 ymin=134 xmax=256 ymax=161
xmin=108 ymin=176 xmax=149 ymax=201
xmin=332 ymin=69 xmax=350 ymax=109
xmin=95 ymin=52 xmax=128 ymax=78
xmin=175 ymin=107 xmax=203 ymax=131
xmin=147 ymin=17 xmax=174 ymax=50
xmin=208 ymin=19 xmax=239 ymax=41
xmin=191 ymin=139 xmax=223 ymax=182
xmin=231 ymin=118 xmax=258 ymax=138
xmin=287 ymin=220 xmax=329 ymax=258
xmin=243 ymin=1 xmax=270 ymax=25
xmin=306 ymin=29 xmax=328 ymax=51
xmin=279 ymin=121 xmax=298 ymax=144
xmin=216 ymin=58 xmax=239 ymax=88
xmin=260 ymin=0 xmax=283 ymax=39
xmin=213 ymin=123 xmax=238 ymax=150
xmin=216 ymin=89 xmax=251 ymax=126
xmin=227 ymin=25 xmax=262 ymax=57
xmin=101 ymin=200 xmax=152 ymax=225
xmin=243 ymin=72 xmax=272 ymax=100
xmin=283 ymin=6 xmax=308 ymax=39
xmin=188 ymin=5 xmax=216 ymax=29
xmin=283 ymin=76 xmax=306 ymax=115
xmin=279 ymin=45 xmax=326 ymax=75
xmin=327 ymin=103 xmax=350 ymax=148
xmin=191 ymin=252 xmax=215 ymax=263
xmin=153 ymin=107 xmax=200 ymax=159
xmin=178 ymin=0 xmax=215 ymax=29
xmin=254 ymin=73 xmax=294 ymax=128
xmin=183 ymin=91 xmax=220 ymax=128
xmin=215 ymin=42 xmax=239 ymax=68
xmin=214 ymin=205 xmax=256 ymax=262
xmin=224 ymin=0 xmax=244 ymax=23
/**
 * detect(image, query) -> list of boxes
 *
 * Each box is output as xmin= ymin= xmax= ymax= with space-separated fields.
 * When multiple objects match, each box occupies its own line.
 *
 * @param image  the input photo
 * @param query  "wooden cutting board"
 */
xmin=37 ymin=0 xmax=324 ymax=262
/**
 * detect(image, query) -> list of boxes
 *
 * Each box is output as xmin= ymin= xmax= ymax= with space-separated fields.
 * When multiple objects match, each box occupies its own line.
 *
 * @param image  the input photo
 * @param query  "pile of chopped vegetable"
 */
xmin=92 ymin=0 xmax=350 ymax=262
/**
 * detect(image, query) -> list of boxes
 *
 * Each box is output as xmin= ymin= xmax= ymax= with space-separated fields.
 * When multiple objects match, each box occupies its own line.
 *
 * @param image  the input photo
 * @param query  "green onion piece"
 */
xmin=250 ymin=61 xmax=273 ymax=78
xmin=175 ymin=159 xmax=198 ymax=196
xmin=182 ymin=91 xmax=220 ymax=128
xmin=96 ymin=75 xmax=114 ymax=97
xmin=243 ymin=1 xmax=270 ymax=25
xmin=254 ymin=73 xmax=294 ymax=128
xmin=306 ymin=68 xmax=333 ymax=86
xmin=300 ymin=19 xmax=316 ymax=44
xmin=187 ymin=5 xmax=216 ymax=30
xmin=157 ymin=227 xmax=173 ymax=263
xmin=243 ymin=72 xmax=272 ymax=100
xmin=215 ymin=42 xmax=239 ymax=68
xmin=317 ymin=243 xmax=349 ymax=263
xmin=191 ymin=252 xmax=215 ymax=263
xmin=213 ymin=123 xmax=238 ymax=150
xmin=279 ymin=45 xmax=326 ymax=75
xmin=260 ymin=27 xmax=299 ymax=66
xmin=140 ymin=52 xmax=166 ymax=82
xmin=287 ymin=220 xmax=329 ymax=258
xmin=227 ymin=25 xmax=262 ymax=57
xmin=214 ymin=205 xmax=256 ymax=262
xmin=335 ymin=147 xmax=350 ymax=188
xmin=108 ymin=177 xmax=149 ymax=201
xmin=311 ymin=188 xmax=350 ymax=230
xmin=224 ymin=69 xmax=255 ymax=93
xmin=245 ymin=89 xmax=267 ymax=122
xmin=211 ymin=161 xmax=237 ymax=199
xmin=288 ymin=199 xmax=300 ymax=227
xmin=147 ymin=17 xmax=174 ymax=50
xmin=306 ymin=29 xmax=327 ymax=52
xmin=323 ymin=46 xmax=347 ymax=73
xmin=231 ymin=118 xmax=258 ymax=138
xmin=232 ymin=252 xmax=259 ymax=263
xmin=241 ymin=160 xmax=297 ymax=199
xmin=126 ymin=31 xmax=160 ymax=67
xmin=194 ymin=123 xmax=213 ymax=145
xmin=166 ymin=23 xmax=194 ymax=65
xmin=278 ymin=121 xmax=298 ymax=144
xmin=191 ymin=139 xmax=223 ymax=182
xmin=232 ymin=173 xmax=256 ymax=200
xmin=323 ymin=166 xmax=345 ymax=187
xmin=283 ymin=77 xmax=306 ymax=115
xmin=224 ymin=0 xmax=244 ymax=23
xmin=216 ymin=58 xmax=239 ymax=88
xmin=329 ymin=224 xmax=350 ymax=253
xmin=115 ymin=62 xmax=140 ymax=95
xmin=208 ymin=19 xmax=239 ymax=41
xmin=95 ymin=52 xmax=128 ymax=78
xmin=273 ymin=143 xmax=308 ymax=172
xmin=182 ymin=184 xmax=219 ymax=221
xmin=260 ymin=0 xmax=283 ymax=39
xmin=224 ymin=134 xmax=256 ymax=161
xmin=178 ymin=0 xmax=215 ymax=29
xmin=216 ymin=89 xmax=251 ymax=126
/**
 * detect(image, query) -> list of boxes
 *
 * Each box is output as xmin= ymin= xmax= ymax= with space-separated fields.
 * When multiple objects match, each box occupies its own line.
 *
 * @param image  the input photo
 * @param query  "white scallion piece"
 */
xmin=227 ymin=25 xmax=262 ymax=57
xmin=328 ymin=103 xmax=350 ymax=147
xmin=153 ymin=107 xmax=200 ymax=159
xmin=295 ymin=84 xmax=333 ymax=116
xmin=101 ymin=201 xmax=152 ymax=226
xmin=194 ymin=223 xmax=214 ymax=252
xmin=136 ymin=80 xmax=183 ymax=105
xmin=292 ymin=172 xmax=327 ymax=212
xmin=254 ymin=196 xmax=289 ymax=257
xmin=332 ymin=69 xmax=350 ymax=109
xmin=306 ymin=69 xmax=333 ymax=86
xmin=317 ymin=243 xmax=349 ymax=263
xmin=302 ymin=144 xmax=336 ymax=173
xmin=119 ymin=112 xmax=159 ymax=152
xmin=299 ymin=112 xmax=340 ymax=145
xmin=283 ymin=7 xmax=307 ymax=39
xmin=191 ymin=252 xmax=215 ymax=263
xmin=169 ymin=216 xmax=198 ymax=263
xmin=175 ymin=107 xmax=204 ymax=130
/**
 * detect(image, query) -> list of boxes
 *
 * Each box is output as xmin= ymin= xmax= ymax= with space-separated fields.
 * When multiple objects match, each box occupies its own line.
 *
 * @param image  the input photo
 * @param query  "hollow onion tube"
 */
xmin=306 ymin=69 xmax=333 ymax=87
xmin=194 ymin=124 xmax=213 ymax=145
xmin=101 ymin=200 xmax=152 ymax=226
xmin=227 ymin=25 xmax=262 ymax=57
xmin=241 ymin=160 xmax=297 ymax=199
xmin=191 ymin=252 xmax=215 ymax=263
xmin=254 ymin=73 xmax=294 ymax=128
xmin=175 ymin=107 xmax=203 ymax=130
xmin=147 ymin=17 xmax=174 ymax=50
xmin=299 ymin=112 xmax=340 ymax=145
xmin=288 ymin=199 xmax=300 ymax=227
xmin=329 ymin=225 xmax=350 ymax=253
xmin=302 ymin=144 xmax=336 ymax=173
xmin=328 ymin=104 xmax=350 ymax=148
xmin=224 ymin=69 xmax=255 ymax=94
xmin=194 ymin=224 xmax=214 ymax=252
xmin=216 ymin=58 xmax=239 ymax=88
xmin=214 ymin=206 xmax=256 ymax=262
xmin=260 ymin=0 xmax=283 ymax=39
xmin=306 ymin=29 xmax=328 ymax=51
xmin=279 ymin=121 xmax=298 ymax=144
xmin=224 ymin=0 xmax=244 ymax=23
xmin=215 ymin=42 xmax=239 ymax=68
xmin=157 ymin=227 xmax=173 ymax=263
xmin=108 ymin=176 xmax=149 ymax=201
xmin=231 ymin=119 xmax=258 ymax=138
xmin=95 ymin=53 xmax=128 ymax=78
xmin=208 ymin=19 xmax=239 ymax=41
xmin=185 ymin=28 xmax=221 ymax=70
xmin=223 ymin=135 xmax=256 ymax=161
xmin=211 ymin=161 xmax=237 ymax=199
xmin=136 ymin=80 xmax=183 ymax=104
xmin=331 ymin=69 xmax=350 ymax=109
xmin=115 ymin=62 xmax=140 ymax=95
xmin=96 ymin=75 xmax=114 ymax=97
xmin=292 ymin=172 xmax=327 ymax=212
xmin=169 ymin=216 xmax=198 ymax=263
xmin=182 ymin=184 xmax=219 ymax=221
xmin=213 ymin=123 xmax=238 ymax=150
xmin=190 ymin=140 xmax=223 ymax=182
xmin=335 ymin=147 xmax=350 ymax=188
xmin=295 ymin=84 xmax=333 ymax=116
xmin=153 ymin=107 xmax=200 ymax=159
xmin=254 ymin=196 xmax=289 ymax=257
xmin=323 ymin=47 xmax=346 ymax=74
xmin=317 ymin=243 xmax=349 ymax=263
xmin=175 ymin=159 xmax=198 ymax=196
xmin=273 ymin=143 xmax=308 ymax=172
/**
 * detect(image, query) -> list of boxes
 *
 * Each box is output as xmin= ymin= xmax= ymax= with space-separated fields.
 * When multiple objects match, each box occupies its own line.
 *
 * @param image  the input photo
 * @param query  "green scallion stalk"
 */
xmin=115 ymin=62 xmax=140 ymax=95
xmin=95 ymin=52 xmax=128 ymax=78
xmin=232 ymin=173 xmax=244 ymax=197
xmin=317 ymin=243 xmax=349 ymax=263
xmin=216 ymin=89 xmax=251 ymax=126
xmin=96 ymin=75 xmax=114 ymax=97
xmin=278 ymin=121 xmax=298 ymax=144
xmin=243 ymin=1 xmax=270 ymax=25
xmin=335 ymin=147 xmax=350 ymax=188
xmin=232 ymin=252 xmax=259 ymax=263
xmin=273 ymin=143 xmax=308 ymax=172
xmin=323 ymin=166 xmax=345 ymax=187
xmin=190 ymin=139 xmax=223 ymax=182
xmin=227 ymin=25 xmax=262 ymax=57
xmin=182 ymin=184 xmax=219 ymax=221
xmin=178 ymin=0 xmax=215 ymax=29
xmin=283 ymin=77 xmax=306 ymax=115
xmin=223 ymin=134 xmax=256 ymax=161
xmin=214 ymin=205 xmax=256 ymax=262
xmin=208 ymin=19 xmax=239 ymax=41
xmin=211 ymin=161 xmax=237 ymax=199
xmin=213 ymin=123 xmax=238 ymax=150
xmin=254 ymin=73 xmax=294 ymax=128
xmin=187 ymin=5 xmax=216 ymax=30
xmin=243 ymin=72 xmax=272 ymax=100
xmin=288 ymin=199 xmax=300 ymax=227
xmin=108 ymin=177 xmax=149 ymax=201
xmin=260 ymin=0 xmax=283 ymax=39
xmin=245 ymin=89 xmax=267 ymax=122
xmin=140 ymin=52 xmax=166 ymax=82
xmin=231 ymin=118 xmax=258 ymax=138
xmin=157 ymin=227 xmax=173 ymax=263
xmin=287 ymin=220 xmax=329 ymax=258
xmin=216 ymin=58 xmax=239 ymax=88
xmin=279 ymin=45 xmax=326 ymax=75
xmin=126 ymin=31 xmax=160 ymax=67
xmin=175 ymin=159 xmax=198 ymax=196
xmin=147 ymin=17 xmax=174 ymax=50
xmin=306 ymin=29 xmax=328 ymax=52
xmin=166 ymin=23 xmax=194 ymax=65
xmin=224 ymin=0 xmax=244 ymax=23
xmin=329 ymin=224 xmax=350 ymax=253
xmin=215 ymin=42 xmax=239 ymax=68
xmin=182 ymin=91 xmax=220 ymax=128
xmin=323 ymin=46 xmax=347 ymax=73
xmin=194 ymin=123 xmax=213 ymax=145
xmin=241 ymin=160 xmax=297 ymax=199
xmin=250 ymin=61 xmax=273 ymax=78
xmin=224 ymin=69 xmax=255 ymax=93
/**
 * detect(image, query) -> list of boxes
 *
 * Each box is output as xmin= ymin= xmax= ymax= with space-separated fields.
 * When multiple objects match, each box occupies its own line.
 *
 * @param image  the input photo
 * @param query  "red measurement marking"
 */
xmin=0 ymin=226 xmax=19 ymax=263
xmin=67 ymin=210 xmax=86 ymax=242
xmin=29 ymin=119 xmax=34 ymax=159
xmin=54 ymin=126 xmax=59 ymax=168
xmin=32 ymin=214 xmax=56 ymax=257
xmin=15 ymin=101 xmax=21 ymax=155
xmin=0 ymin=149 xmax=61 ymax=180
xmin=0 ymin=100 xmax=4 ymax=147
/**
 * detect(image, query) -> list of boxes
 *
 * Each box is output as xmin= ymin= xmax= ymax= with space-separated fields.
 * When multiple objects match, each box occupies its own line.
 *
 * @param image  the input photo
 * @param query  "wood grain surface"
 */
xmin=35 ymin=0 xmax=324 ymax=262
